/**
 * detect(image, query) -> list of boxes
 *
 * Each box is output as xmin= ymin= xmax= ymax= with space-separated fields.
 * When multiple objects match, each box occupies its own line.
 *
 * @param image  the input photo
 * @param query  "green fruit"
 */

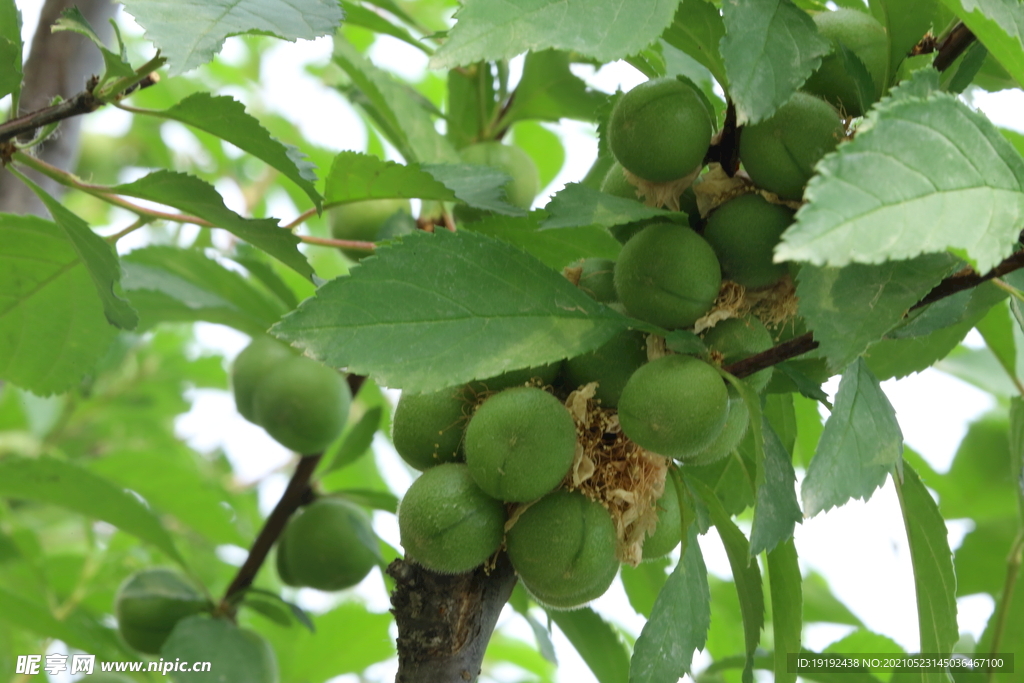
xmin=702 ymin=316 xmax=775 ymax=392
xmin=608 ymin=78 xmax=713 ymax=182
xmin=398 ymin=463 xmax=507 ymax=573
xmin=614 ymin=223 xmax=722 ymax=329
xmin=115 ymin=568 xmax=210 ymax=655
xmin=618 ymin=355 xmax=730 ymax=458
xmin=330 ymin=198 xmax=413 ymax=258
xmin=703 ymin=194 xmax=795 ymax=289
xmin=600 ymin=161 xmax=639 ymax=200
xmin=643 ymin=480 xmax=681 ymax=560
xmin=685 ymin=391 xmax=750 ymax=466
xmin=804 ymin=9 xmax=889 ymax=117
xmin=232 ymin=337 xmax=295 ymax=423
xmin=564 ymin=329 xmax=648 ymax=408
xmin=572 ymin=257 xmax=618 ymax=303
xmin=739 ymin=92 xmax=844 ymax=200
xmin=464 ymin=387 xmax=577 ymax=502
xmin=460 ymin=142 xmax=540 ymax=210
xmin=392 ymin=386 xmax=471 ymax=470
xmin=277 ymin=498 xmax=378 ymax=591
xmin=506 ymin=490 xmax=619 ymax=609
xmin=161 ymin=615 xmax=278 ymax=683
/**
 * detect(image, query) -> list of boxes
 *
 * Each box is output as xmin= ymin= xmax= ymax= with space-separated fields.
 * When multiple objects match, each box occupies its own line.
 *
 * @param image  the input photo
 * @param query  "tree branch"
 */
xmin=933 ymin=22 xmax=977 ymax=73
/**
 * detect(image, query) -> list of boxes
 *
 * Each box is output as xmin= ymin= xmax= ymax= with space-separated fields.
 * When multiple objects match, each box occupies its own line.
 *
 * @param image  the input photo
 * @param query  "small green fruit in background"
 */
xmin=608 ymin=77 xmax=713 ymax=182
xmin=618 ymin=355 xmax=730 ymax=458
xmin=804 ymin=8 xmax=889 ymax=117
xmin=685 ymin=391 xmax=750 ymax=466
xmin=564 ymin=329 xmax=648 ymax=408
xmin=330 ymin=198 xmax=413 ymax=258
xmin=115 ymin=568 xmax=210 ymax=655
xmin=571 ymin=257 xmax=617 ymax=303
xmin=464 ymin=387 xmax=577 ymax=502
xmin=162 ymin=615 xmax=278 ymax=683
xmin=614 ymin=224 xmax=721 ymax=329
xmin=643 ymin=479 xmax=682 ymax=560
xmin=506 ymin=490 xmax=619 ymax=609
xmin=739 ymin=92 xmax=844 ymax=200
xmin=702 ymin=316 xmax=775 ymax=392
xmin=277 ymin=498 xmax=378 ymax=591
xmin=232 ymin=337 xmax=295 ymax=423
xmin=252 ymin=355 xmax=352 ymax=454
xmin=703 ymin=194 xmax=795 ymax=289
xmin=600 ymin=161 xmax=639 ymax=200
xmin=460 ymin=141 xmax=540 ymax=211
xmin=398 ymin=463 xmax=506 ymax=573
xmin=392 ymin=386 xmax=471 ymax=470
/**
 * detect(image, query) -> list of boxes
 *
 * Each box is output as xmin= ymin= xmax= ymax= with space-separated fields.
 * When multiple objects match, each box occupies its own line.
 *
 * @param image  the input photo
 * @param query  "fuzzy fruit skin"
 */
xmin=804 ymin=9 xmax=889 ymax=117
xmin=703 ymin=194 xmax=794 ymax=289
xmin=572 ymin=257 xmax=618 ymax=303
xmin=564 ymin=329 xmax=648 ymax=408
xmin=392 ymin=386 xmax=471 ymax=470
xmin=464 ymin=387 xmax=577 ymax=502
xmin=161 ymin=615 xmax=278 ymax=683
xmin=506 ymin=490 xmax=619 ymax=609
xmin=739 ymin=92 xmax=844 ymax=200
xmin=252 ymin=356 xmax=352 ymax=455
xmin=600 ymin=161 xmax=639 ymax=200
xmin=618 ymin=355 xmax=730 ymax=458
xmin=702 ymin=316 xmax=775 ymax=392
xmin=330 ymin=198 xmax=413 ymax=258
xmin=614 ymin=223 xmax=722 ymax=329
xmin=643 ymin=480 xmax=682 ymax=560
xmin=398 ymin=463 xmax=506 ymax=573
xmin=115 ymin=568 xmax=210 ymax=654
xmin=232 ymin=337 xmax=295 ymax=423
xmin=609 ymin=78 xmax=713 ymax=182
xmin=277 ymin=498 xmax=378 ymax=591
xmin=685 ymin=391 xmax=750 ymax=465
xmin=460 ymin=142 xmax=540 ymax=210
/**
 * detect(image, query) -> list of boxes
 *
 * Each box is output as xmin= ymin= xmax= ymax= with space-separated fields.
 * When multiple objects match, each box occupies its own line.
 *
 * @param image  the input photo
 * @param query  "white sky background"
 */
xmin=10 ymin=1 xmax=1024 ymax=681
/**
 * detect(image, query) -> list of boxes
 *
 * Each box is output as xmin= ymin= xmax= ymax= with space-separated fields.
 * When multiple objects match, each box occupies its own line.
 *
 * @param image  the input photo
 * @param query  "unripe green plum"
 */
xmin=703 ymin=194 xmax=794 ymax=289
xmin=702 ymin=316 xmax=775 ymax=392
xmin=398 ymin=463 xmax=506 ymax=573
xmin=460 ymin=142 xmax=540 ymax=211
xmin=564 ymin=329 xmax=647 ymax=408
xmin=608 ymin=78 xmax=713 ymax=182
xmin=618 ymin=354 xmax=730 ymax=458
xmin=392 ymin=386 xmax=471 ymax=470
xmin=252 ymin=356 xmax=352 ymax=455
xmin=600 ymin=161 xmax=639 ymax=200
xmin=506 ymin=490 xmax=619 ymax=609
xmin=614 ymin=223 xmax=721 ymax=329
xmin=739 ymin=92 xmax=844 ymax=200
xmin=161 ymin=615 xmax=278 ymax=683
xmin=643 ymin=480 xmax=681 ymax=560
xmin=277 ymin=498 xmax=378 ymax=591
xmin=232 ymin=337 xmax=295 ymax=423
xmin=685 ymin=391 xmax=750 ymax=466
xmin=330 ymin=198 xmax=413 ymax=258
xmin=464 ymin=387 xmax=577 ymax=502
xmin=571 ymin=257 xmax=617 ymax=303
xmin=804 ymin=9 xmax=889 ymax=116
xmin=115 ymin=568 xmax=211 ymax=655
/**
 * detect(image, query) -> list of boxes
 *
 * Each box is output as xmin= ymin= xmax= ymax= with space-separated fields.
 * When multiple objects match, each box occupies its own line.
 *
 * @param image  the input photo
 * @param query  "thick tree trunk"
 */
xmin=389 ymin=553 xmax=517 ymax=683
xmin=0 ymin=0 xmax=117 ymax=215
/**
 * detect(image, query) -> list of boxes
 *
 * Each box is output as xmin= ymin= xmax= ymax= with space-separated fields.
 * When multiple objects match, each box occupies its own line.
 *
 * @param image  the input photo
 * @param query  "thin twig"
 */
xmin=987 ymin=530 xmax=1024 ymax=681
xmin=300 ymin=234 xmax=376 ymax=250
xmin=933 ymin=22 xmax=977 ymax=72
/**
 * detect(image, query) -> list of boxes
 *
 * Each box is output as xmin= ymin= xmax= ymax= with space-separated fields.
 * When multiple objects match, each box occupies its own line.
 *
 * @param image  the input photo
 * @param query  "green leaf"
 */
xmin=629 ymin=525 xmax=711 ymax=682
xmin=468 ymin=212 xmax=621 ymax=270
xmin=0 ymin=0 xmax=22 ymax=102
xmin=162 ymin=616 xmax=275 ymax=682
xmin=333 ymin=39 xmax=458 ymax=164
xmin=148 ymin=93 xmax=322 ymax=210
xmin=719 ymin=0 xmax=831 ymax=125
xmin=541 ymin=183 xmax=676 ymax=230
xmin=512 ymin=120 xmax=567 ymax=188
xmin=939 ymin=0 xmax=1024 ymax=88
xmin=750 ymin=419 xmax=803 ymax=556
xmin=547 ymin=607 xmax=631 ymax=683
xmin=272 ymin=230 xmax=629 ymax=392
xmin=776 ymin=89 xmax=1024 ymax=273
xmin=120 ymin=246 xmax=287 ymax=335
xmin=935 ymin=345 xmax=1020 ymax=396
xmin=109 ymin=171 xmax=313 ymax=280
xmin=120 ymin=0 xmax=343 ymax=74
xmin=430 ymin=0 xmax=679 ymax=69
xmin=0 ymin=456 xmax=183 ymax=564
xmin=868 ymin=0 xmax=936 ymax=88
xmin=802 ymin=359 xmax=903 ymax=517
xmin=0 ymin=587 xmax=125 ymax=658
xmin=976 ymin=300 xmax=1020 ymax=384
xmin=52 ymin=7 xmax=135 ymax=85
xmin=894 ymin=464 xmax=959 ymax=659
xmin=662 ymin=0 xmax=728 ymax=86
xmin=500 ymin=50 xmax=605 ymax=125
xmin=241 ymin=588 xmax=315 ymax=633
xmin=340 ymin=1 xmax=432 ymax=54
xmin=803 ymin=571 xmax=865 ymax=626
xmin=620 ymin=558 xmax=671 ymax=618
xmin=13 ymin=172 xmax=138 ymax=329
xmin=324 ymin=151 xmax=522 ymax=215
xmin=0 ymin=214 xmax=118 ymax=394
xmin=796 ymin=254 xmax=959 ymax=370
xmin=767 ymin=539 xmax=802 ymax=683
xmin=954 ymin=517 xmax=1018 ymax=596
xmin=322 ymin=407 xmax=382 ymax=475
xmin=1011 ymin=397 xmax=1024 ymax=523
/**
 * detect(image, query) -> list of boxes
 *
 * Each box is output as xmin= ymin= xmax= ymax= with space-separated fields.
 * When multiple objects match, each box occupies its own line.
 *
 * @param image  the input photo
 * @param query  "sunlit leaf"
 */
xmin=548 ymin=608 xmax=631 ymax=683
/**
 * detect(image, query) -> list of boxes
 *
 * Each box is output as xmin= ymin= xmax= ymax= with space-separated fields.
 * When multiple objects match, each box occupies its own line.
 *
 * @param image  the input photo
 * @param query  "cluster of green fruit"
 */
xmin=232 ymin=336 xmax=352 ymax=455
